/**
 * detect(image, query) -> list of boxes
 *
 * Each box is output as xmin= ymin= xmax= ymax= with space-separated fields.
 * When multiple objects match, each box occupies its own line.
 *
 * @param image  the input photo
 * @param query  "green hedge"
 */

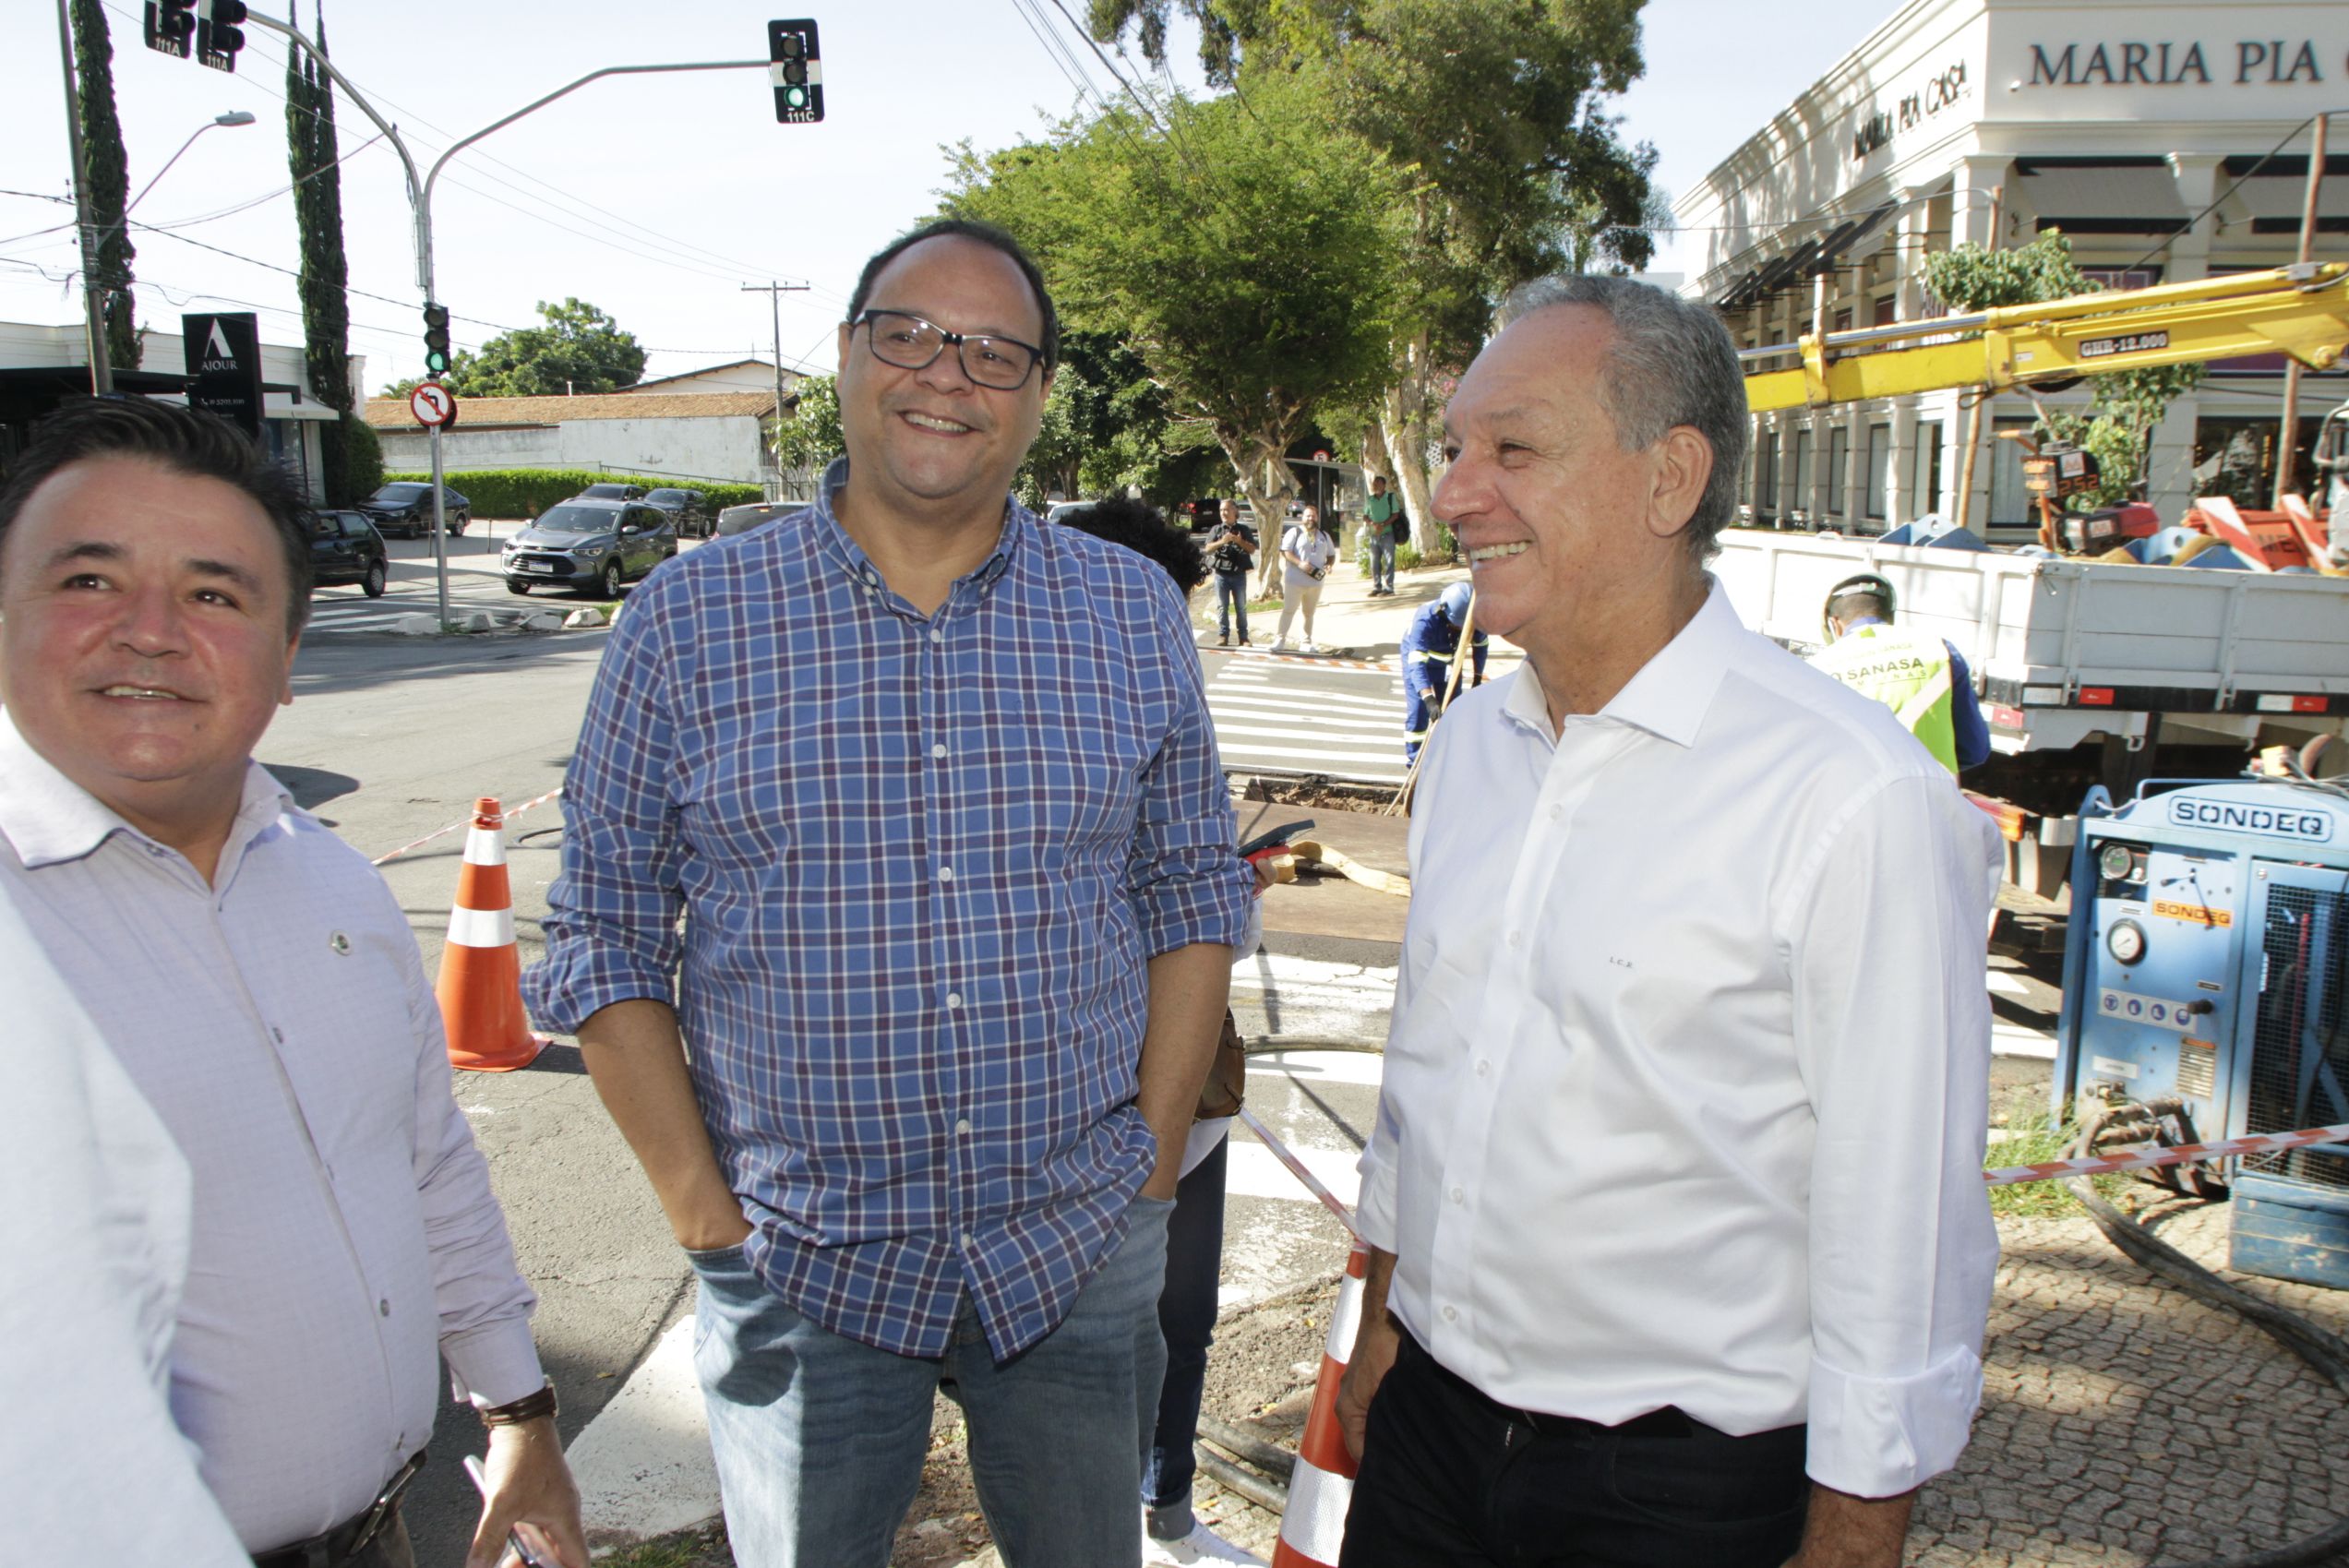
xmin=382 ymin=468 xmax=765 ymax=519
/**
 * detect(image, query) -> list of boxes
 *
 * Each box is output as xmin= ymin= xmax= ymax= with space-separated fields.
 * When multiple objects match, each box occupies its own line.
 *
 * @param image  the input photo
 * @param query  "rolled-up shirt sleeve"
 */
xmin=1792 ymin=773 xmax=2002 ymax=1497
xmin=1126 ymin=576 xmax=1249 ymax=956
xmin=402 ymin=928 xmax=545 ymax=1408
xmin=523 ymin=583 xmax=685 ymax=1034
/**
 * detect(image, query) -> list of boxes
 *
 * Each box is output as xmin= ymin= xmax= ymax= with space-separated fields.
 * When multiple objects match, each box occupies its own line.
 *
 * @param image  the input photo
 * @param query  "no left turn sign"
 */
xmin=409 ymin=381 xmax=458 ymax=427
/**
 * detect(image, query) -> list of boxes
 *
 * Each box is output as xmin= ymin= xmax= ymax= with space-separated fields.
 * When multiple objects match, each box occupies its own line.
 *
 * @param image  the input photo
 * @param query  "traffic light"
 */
xmin=198 ymin=0 xmax=248 ymax=72
xmin=143 ymin=0 xmax=197 ymax=59
xmin=422 ymin=304 xmax=452 ymax=378
xmin=767 ymin=19 xmax=824 ymax=124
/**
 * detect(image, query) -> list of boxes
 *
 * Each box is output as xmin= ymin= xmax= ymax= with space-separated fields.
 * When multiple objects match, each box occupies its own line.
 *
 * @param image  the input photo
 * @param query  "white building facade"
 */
xmin=1675 ymin=0 xmax=2349 ymax=536
xmin=366 ymin=390 xmax=779 ymax=490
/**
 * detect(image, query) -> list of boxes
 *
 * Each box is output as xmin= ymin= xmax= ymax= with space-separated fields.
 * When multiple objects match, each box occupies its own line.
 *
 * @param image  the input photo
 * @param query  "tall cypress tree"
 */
xmin=69 ymin=0 xmax=138 ymax=371
xmin=286 ymin=1 xmax=357 ymax=499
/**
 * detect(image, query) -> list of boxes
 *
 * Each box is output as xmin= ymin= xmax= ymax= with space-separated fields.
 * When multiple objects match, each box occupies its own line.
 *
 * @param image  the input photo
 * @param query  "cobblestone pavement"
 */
xmin=1177 ymin=1201 xmax=2349 ymax=1568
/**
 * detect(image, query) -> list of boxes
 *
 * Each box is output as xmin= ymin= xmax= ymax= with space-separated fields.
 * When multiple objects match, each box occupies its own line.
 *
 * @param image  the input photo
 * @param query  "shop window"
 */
xmin=1865 ymin=424 xmax=1891 ymax=521
xmin=2192 ymin=415 xmax=2326 ymax=509
xmin=1826 ymin=426 xmax=1851 ymax=517
xmin=1792 ymin=428 xmax=1815 ymax=520
xmin=1754 ymin=427 xmax=1779 ymax=521
xmin=1915 ymin=422 xmax=1944 ymax=516
xmin=1988 ymin=417 xmax=2035 ymax=528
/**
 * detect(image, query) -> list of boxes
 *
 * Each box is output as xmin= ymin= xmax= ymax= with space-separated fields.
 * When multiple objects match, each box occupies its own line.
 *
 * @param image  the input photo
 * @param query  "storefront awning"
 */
xmin=1712 ymin=200 xmax=1899 ymax=312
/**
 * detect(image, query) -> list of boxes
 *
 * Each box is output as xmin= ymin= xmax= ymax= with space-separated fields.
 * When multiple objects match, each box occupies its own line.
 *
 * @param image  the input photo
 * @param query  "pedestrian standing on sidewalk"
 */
xmin=1271 ymin=505 xmax=1336 ymax=653
xmin=1205 ymin=499 xmax=1258 ymax=646
xmin=1055 ymin=497 xmax=1270 ymax=1568
xmin=1362 ymin=474 xmax=1402 ymax=596
xmin=0 ymin=397 xmax=585 ymax=1568
xmin=1336 ymin=275 xmax=2000 ymax=1568
xmin=529 ymin=220 xmax=1250 ymax=1568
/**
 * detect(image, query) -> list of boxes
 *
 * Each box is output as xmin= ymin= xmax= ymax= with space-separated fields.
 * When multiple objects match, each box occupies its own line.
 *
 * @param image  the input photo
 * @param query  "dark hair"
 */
xmin=1055 ymin=497 xmax=1206 ymax=593
xmin=847 ymin=219 xmax=1061 ymax=376
xmin=1499 ymin=273 xmax=1749 ymax=564
xmin=0 ymin=397 xmax=314 ymax=635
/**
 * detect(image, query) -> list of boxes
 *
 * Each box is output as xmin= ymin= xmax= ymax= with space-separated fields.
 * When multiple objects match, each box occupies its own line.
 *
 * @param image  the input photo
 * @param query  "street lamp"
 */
xmin=66 ymin=108 xmax=257 ymax=394
xmin=123 ymin=110 xmax=258 ymax=221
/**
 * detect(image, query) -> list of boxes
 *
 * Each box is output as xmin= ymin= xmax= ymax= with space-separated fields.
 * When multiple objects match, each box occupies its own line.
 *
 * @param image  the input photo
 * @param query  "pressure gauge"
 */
xmin=2107 ymin=918 xmax=2147 ymax=965
xmin=2099 ymin=842 xmax=2139 ymax=883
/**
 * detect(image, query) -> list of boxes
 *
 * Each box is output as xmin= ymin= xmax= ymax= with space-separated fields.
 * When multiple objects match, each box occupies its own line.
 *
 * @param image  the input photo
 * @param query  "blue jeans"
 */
xmin=1369 ymin=537 xmax=1396 ymax=592
xmin=1214 ymin=572 xmax=1250 ymax=641
xmin=689 ymin=1197 xmax=1175 ymax=1568
xmin=1145 ymin=1135 xmax=1229 ymax=1538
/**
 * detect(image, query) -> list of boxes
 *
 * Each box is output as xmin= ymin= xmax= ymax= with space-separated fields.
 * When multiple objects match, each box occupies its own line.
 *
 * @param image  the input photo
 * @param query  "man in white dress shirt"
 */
xmin=0 ymin=398 xmax=585 ymax=1568
xmin=1336 ymin=275 xmax=2001 ymax=1568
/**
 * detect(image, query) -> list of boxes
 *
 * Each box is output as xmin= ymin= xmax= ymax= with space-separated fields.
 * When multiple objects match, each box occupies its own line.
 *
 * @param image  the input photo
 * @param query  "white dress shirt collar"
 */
xmin=1502 ymin=577 xmax=1737 ymax=750
xmin=0 ymin=708 xmax=294 ymax=874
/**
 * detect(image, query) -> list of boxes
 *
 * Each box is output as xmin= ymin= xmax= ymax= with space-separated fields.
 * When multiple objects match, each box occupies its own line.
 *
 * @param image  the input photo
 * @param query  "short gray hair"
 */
xmin=1497 ymin=274 xmax=1748 ymax=562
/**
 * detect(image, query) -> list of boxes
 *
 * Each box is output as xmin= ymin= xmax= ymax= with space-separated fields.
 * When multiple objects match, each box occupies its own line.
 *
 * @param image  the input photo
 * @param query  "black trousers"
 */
xmin=1340 ymin=1327 xmax=1809 ymax=1568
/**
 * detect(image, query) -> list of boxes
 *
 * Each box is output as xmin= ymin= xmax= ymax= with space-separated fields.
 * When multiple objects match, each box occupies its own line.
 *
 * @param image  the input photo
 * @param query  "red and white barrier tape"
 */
xmin=371 ymin=785 xmax=564 ymax=868
xmin=1983 ymin=1120 xmax=2349 ymax=1186
xmin=1238 ymin=1106 xmax=1361 ymax=1239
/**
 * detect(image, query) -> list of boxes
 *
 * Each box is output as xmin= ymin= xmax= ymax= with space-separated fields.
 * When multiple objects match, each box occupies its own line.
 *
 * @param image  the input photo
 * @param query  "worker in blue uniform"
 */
xmin=1401 ymin=582 xmax=1489 ymax=762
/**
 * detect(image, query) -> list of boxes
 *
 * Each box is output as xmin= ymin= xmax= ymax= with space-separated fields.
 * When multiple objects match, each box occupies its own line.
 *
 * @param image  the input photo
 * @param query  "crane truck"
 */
xmin=1712 ymin=264 xmax=2349 ymax=895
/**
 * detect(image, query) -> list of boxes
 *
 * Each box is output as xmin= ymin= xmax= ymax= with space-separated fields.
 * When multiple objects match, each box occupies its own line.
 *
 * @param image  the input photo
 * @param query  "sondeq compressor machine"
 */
xmin=2054 ymin=775 xmax=2349 ymax=1288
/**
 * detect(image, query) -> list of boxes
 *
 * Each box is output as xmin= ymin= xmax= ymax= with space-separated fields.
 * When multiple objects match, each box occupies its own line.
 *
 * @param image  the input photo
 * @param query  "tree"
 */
xmin=1092 ymin=0 xmax=1659 ymax=551
xmin=68 ymin=0 xmax=138 ymax=371
xmin=286 ymin=3 xmax=362 ymax=501
xmin=1024 ymin=330 xmax=1225 ymax=507
xmin=443 ymin=298 xmax=645 ymax=398
xmin=1923 ymin=231 xmax=2203 ymax=509
xmin=946 ymin=71 xmax=1408 ymax=592
xmin=771 ymin=372 xmax=842 ymax=476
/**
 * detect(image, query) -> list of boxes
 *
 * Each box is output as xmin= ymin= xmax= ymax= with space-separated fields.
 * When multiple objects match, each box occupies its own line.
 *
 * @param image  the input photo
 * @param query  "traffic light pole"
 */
xmin=244 ymin=7 xmax=765 ymax=629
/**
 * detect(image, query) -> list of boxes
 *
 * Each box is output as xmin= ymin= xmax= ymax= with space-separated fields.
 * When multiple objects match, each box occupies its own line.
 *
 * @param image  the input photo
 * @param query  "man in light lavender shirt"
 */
xmin=0 ymin=399 xmax=585 ymax=1568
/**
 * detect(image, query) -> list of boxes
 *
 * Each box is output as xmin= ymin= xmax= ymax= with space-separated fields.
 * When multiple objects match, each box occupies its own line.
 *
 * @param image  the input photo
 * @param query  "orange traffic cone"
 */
xmin=436 ymin=796 xmax=545 ymax=1072
xmin=1273 ymin=1239 xmax=1369 ymax=1568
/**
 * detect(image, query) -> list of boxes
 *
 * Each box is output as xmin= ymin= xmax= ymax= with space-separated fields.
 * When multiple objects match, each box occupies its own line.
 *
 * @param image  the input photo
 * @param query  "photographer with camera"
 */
xmin=1205 ymin=499 xmax=1258 ymax=647
xmin=1271 ymin=504 xmax=1336 ymax=653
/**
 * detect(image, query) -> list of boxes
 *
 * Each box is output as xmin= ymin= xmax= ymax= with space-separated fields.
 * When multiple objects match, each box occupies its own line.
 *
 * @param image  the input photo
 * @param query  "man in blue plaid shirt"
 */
xmin=525 ymin=220 xmax=1249 ymax=1568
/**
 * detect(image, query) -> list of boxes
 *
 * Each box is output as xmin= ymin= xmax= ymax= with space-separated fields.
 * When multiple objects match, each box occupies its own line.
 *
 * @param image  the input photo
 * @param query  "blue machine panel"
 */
xmin=2057 ymin=779 xmax=2349 ymax=1289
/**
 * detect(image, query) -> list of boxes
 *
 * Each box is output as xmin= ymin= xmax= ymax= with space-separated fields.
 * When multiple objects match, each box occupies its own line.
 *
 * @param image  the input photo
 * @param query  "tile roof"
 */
xmin=362 ymin=389 xmax=778 ymax=429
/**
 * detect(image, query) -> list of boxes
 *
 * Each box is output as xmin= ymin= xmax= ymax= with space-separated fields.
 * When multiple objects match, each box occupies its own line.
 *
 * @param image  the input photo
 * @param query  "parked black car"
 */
xmin=501 ymin=499 xmax=677 ymax=598
xmin=308 ymin=509 xmax=389 ymax=597
xmin=359 ymin=481 xmax=471 ymax=539
xmin=643 ymin=487 xmax=712 ymax=539
xmin=575 ymin=483 xmax=647 ymax=501
xmin=716 ymin=499 xmax=797 ymax=537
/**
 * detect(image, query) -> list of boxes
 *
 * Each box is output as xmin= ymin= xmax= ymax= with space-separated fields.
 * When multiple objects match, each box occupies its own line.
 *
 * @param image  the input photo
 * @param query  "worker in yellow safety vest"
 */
xmin=1807 ymin=573 xmax=1990 ymax=773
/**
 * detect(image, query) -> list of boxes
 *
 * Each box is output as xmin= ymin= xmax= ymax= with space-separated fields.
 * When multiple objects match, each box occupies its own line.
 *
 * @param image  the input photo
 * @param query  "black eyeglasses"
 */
xmin=853 ymin=309 xmax=1045 ymax=390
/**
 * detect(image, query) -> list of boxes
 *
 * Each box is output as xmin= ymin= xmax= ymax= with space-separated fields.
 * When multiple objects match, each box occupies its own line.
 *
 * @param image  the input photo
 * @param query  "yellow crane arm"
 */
xmin=1744 ymin=263 xmax=2349 ymax=413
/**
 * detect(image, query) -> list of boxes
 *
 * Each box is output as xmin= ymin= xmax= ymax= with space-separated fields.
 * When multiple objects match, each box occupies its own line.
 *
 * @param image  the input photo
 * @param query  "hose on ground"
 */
xmin=2063 ymin=1116 xmax=2349 ymax=1567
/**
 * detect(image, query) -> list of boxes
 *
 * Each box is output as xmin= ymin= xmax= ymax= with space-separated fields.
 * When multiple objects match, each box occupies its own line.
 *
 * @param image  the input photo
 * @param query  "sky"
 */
xmin=5 ymin=0 xmax=1903 ymax=395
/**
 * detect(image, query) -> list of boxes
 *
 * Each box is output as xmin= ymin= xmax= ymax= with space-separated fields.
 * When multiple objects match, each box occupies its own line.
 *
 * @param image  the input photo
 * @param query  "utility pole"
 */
xmin=1954 ymin=184 xmax=2004 ymax=534
xmin=2275 ymin=114 xmax=2331 ymax=507
xmin=743 ymin=281 xmax=809 ymax=500
xmin=54 ymin=0 xmax=112 ymax=394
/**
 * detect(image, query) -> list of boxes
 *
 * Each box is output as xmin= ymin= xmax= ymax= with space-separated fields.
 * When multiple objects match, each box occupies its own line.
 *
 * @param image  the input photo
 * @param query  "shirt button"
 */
xmin=378 ymin=1299 xmax=390 ymax=1318
xmin=961 ymin=1232 xmax=976 ymax=1250
xmin=939 ymin=866 xmax=955 ymax=883
xmin=930 ymin=628 xmax=945 ymax=643
xmin=1476 ymin=1059 xmax=1491 ymax=1077
xmin=1442 ymin=1304 xmax=1458 ymax=1323
xmin=931 ymin=743 xmax=948 ymax=760
xmin=1549 ymin=803 xmax=1564 ymax=821
xmin=955 ymin=1118 xmax=972 ymax=1135
xmin=1507 ymin=930 xmax=1523 ymax=948
xmin=946 ymin=991 xmax=964 ymax=1010
xmin=1450 ymin=1186 xmax=1465 ymax=1204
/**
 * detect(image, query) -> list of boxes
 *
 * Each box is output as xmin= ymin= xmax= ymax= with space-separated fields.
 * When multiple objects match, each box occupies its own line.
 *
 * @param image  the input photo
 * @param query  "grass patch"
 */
xmin=599 ymin=1524 xmax=729 ymax=1568
xmin=1985 ymin=1107 xmax=2136 ymax=1218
